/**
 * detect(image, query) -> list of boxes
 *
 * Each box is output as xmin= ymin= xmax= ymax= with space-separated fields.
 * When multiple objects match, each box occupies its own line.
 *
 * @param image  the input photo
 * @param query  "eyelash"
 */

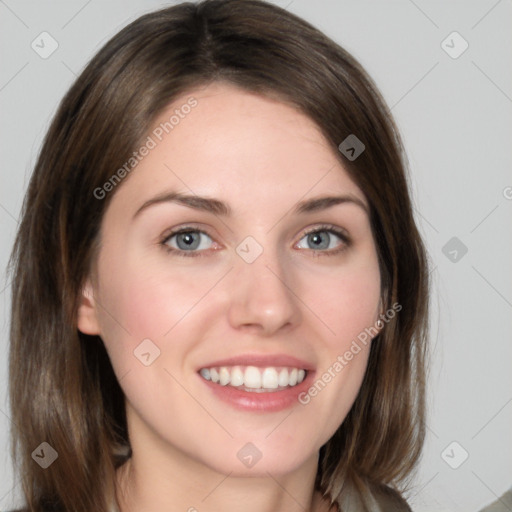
xmin=159 ymin=224 xmax=351 ymax=258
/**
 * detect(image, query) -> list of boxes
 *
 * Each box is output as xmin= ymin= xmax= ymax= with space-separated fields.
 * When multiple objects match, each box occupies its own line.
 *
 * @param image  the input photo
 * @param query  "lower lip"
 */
xmin=199 ymin=372 xmax=315 ymax=412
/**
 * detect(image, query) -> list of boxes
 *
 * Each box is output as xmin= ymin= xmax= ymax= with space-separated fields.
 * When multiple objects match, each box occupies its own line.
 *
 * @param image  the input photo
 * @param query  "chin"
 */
xmin=197 ymin=436 xmax=320 ymax=477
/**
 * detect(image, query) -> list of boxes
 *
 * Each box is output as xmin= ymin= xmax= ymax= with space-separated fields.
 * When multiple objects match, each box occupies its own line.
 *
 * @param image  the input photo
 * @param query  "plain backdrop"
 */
xmin=1 ymin=1 xmax=511 ymax=511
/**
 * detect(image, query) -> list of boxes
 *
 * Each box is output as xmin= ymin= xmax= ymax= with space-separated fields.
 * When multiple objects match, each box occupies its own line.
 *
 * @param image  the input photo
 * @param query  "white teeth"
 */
xmin=278 ymin=368 xmax=289 ymax=387
xmin=219 ymin=367 xmax=230 ymax=386
xmin=244 ymin=366 xmax=262 ymax=388
xmin=261 ymin=368 xmax=278 ymax=389
xmin=230 ymin=366 xmax=244 ymax=387
xmin=199 ymin=365 xmax=308 ymax=390
xmin=210 ymin=368 xmax=219 ymax=383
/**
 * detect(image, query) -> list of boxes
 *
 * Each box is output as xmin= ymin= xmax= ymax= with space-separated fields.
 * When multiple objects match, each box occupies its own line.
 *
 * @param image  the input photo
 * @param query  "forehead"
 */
xmin=107 ymin=82 xmax=367 ymax=214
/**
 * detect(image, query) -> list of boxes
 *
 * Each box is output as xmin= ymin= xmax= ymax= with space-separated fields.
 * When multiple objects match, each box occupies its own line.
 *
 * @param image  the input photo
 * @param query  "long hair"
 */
xmin=8 ymin=1 xmax=429 ymax=510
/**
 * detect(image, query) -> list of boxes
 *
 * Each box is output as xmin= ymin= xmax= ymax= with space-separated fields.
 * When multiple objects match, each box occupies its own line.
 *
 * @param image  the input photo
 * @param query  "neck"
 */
xmin=115 ymin=442 xmax=332 ymax=512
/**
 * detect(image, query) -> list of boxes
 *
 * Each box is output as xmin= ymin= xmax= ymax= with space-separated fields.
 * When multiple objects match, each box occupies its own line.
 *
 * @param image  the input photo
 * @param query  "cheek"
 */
xmin=93 ymin=250 xmax=228 ymax=366
xmin=297 ymin=256 xmax=380 ymax=431
xmin=307 ymin=259 xmax=381 ymax=347
xmin=97 ymin=239 xmax=186 ymax=329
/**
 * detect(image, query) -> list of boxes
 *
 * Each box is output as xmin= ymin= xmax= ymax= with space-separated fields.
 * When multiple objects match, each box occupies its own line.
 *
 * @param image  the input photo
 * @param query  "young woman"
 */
xmin=7 ymin=1 xmax=429 ymax=511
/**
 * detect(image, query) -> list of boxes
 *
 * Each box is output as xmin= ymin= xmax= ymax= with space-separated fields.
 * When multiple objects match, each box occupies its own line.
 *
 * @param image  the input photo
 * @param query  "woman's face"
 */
xmin=79 ymin=82 xmax=382 ymax=477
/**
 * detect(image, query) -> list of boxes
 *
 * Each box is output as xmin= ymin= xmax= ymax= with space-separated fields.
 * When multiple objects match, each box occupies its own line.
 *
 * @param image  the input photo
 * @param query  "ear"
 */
xmin=77 ymin=279 xmax=101 ymax=335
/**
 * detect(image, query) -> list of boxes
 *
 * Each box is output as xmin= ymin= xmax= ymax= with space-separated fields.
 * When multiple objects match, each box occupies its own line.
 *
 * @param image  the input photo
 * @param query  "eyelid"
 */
xmin=160 ymin=222 xmax=219 ymax=244
xmin=299 ymin=223 xmax=350 ymax=243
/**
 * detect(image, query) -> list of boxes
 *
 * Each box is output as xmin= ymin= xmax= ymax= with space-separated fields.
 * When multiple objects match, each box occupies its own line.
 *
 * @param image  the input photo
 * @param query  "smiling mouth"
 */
xmin=199 ymin=365 xmax=307 ymax=392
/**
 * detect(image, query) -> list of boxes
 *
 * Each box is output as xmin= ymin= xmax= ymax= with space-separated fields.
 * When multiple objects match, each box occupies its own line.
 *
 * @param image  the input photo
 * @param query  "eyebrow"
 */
xmin=132 ymin=191 xmax=368 ymax=219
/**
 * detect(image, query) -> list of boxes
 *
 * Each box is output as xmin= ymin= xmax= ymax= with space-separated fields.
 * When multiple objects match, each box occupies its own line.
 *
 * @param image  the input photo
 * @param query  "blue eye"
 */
xmin=162 ymin=229 xmax=214 ymax=256
xmin=160 ymin=225 xmax=350 ymax=258
xmin=296 ymin=226 xmax=350 ymax=255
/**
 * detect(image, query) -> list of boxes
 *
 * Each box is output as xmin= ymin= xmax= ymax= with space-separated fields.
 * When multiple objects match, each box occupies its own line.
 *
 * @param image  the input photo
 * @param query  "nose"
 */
xmin=226 ymin=246 xmax=302 ymax=337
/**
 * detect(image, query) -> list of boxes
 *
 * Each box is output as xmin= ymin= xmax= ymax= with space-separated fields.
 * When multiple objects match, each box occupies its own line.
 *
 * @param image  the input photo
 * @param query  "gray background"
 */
xmin=1 ymin=1 xmax=511 ymax=510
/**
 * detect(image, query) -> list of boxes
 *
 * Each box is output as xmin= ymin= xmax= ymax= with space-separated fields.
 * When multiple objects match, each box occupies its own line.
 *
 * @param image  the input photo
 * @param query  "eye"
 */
xmin=161 ymin=228 xmax=215 ymax=256
xmin=295 ymin=226 xmax=350 ymax=255
xmin=160 ymin=224 xmax=350 ymax=258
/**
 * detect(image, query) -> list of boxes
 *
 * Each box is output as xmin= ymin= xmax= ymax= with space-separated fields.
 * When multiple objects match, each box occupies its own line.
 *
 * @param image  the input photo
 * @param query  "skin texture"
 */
xmin=77 ymin=82 xmax=382 ymax=512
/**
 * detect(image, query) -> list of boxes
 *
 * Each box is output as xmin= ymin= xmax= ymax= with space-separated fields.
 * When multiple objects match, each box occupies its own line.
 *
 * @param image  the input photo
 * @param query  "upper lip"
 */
xmin=198 ymin=354 xmax=315 ymax=371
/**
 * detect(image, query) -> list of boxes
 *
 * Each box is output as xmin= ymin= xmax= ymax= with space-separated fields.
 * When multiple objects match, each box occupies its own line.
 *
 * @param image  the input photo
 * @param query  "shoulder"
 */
xmin=336 ymin=483 xmax=412 ymax=512
xmin=371 ymin=485 xmax=412 ymax=512
xmin=478 ymin=487 xmax=512 ymax=512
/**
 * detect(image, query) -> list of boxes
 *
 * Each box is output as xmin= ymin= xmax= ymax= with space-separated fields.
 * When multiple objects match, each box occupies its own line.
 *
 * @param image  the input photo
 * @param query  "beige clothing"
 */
xmin=336 ymin=486 xmax=412 ymax=512
xmin=5 ymin=483 xmax=412 ymax=512
xmin=478 ymin=487 xmax=512 ymax=512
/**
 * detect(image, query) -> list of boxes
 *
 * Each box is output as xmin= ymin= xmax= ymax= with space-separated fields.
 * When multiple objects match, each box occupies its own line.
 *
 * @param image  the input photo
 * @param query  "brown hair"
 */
xmin=8 ymin=1 xmax=429 ymax=511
